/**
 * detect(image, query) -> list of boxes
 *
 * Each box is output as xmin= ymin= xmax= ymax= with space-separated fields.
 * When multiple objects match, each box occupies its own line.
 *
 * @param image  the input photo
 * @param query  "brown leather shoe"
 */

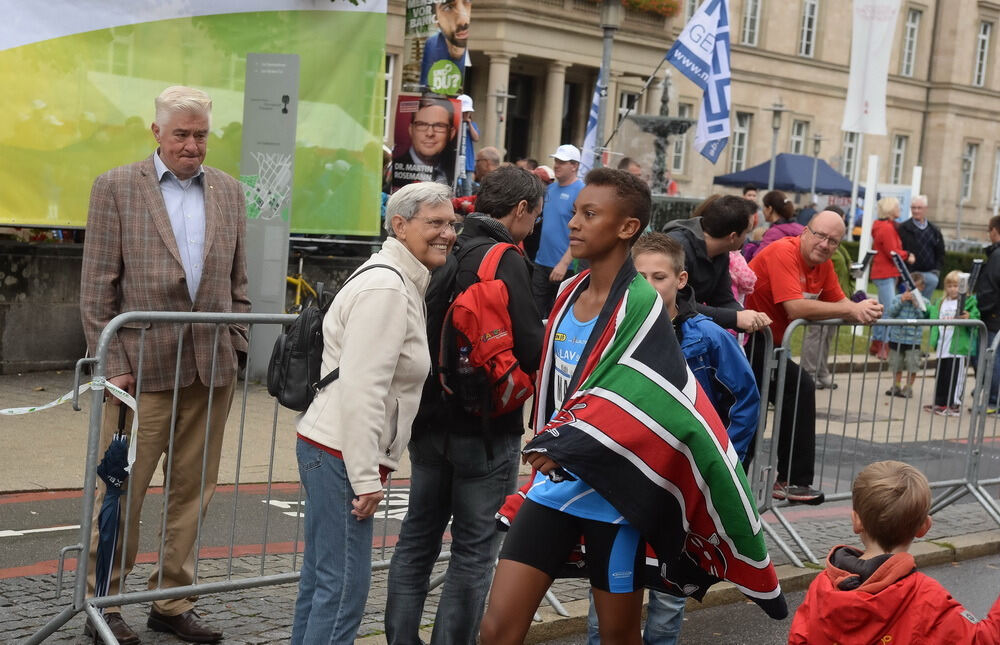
xmin=147 ymin=609 xmax=222 ymax=643
xmin=83 ymin=612 xmax=141 ymax=645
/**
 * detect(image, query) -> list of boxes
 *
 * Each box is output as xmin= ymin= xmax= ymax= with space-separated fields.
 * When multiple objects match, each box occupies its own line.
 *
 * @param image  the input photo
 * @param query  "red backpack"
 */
xmin=439 ymin=243 xmax=535 ymax=418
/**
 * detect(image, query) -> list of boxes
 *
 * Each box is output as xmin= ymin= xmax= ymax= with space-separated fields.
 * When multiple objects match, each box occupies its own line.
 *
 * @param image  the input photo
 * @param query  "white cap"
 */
xmin=550 ymin=144 xmax=581 ymax=162
xmin=458 ymin=94 xmax=474 ymax=113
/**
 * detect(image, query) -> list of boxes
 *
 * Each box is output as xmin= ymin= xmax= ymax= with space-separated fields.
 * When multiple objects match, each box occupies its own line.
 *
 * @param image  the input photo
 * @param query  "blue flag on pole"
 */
xmin=579 ymin=84 xmax=601 ymax=176
xmin=665 ymin=0 xmax=731 ymax=163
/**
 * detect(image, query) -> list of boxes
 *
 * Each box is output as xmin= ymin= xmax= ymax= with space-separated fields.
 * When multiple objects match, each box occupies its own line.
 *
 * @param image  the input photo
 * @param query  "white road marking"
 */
xmin=0 ymin=524 xmax=80 ymax=538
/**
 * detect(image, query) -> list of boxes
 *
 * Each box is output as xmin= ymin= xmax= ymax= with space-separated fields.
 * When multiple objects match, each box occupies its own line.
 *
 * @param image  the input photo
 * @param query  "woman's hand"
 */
xmin=352 ymin=490 xmax=384 ymax=520
xmin=524 ymin=451 xmax=560 ymax=475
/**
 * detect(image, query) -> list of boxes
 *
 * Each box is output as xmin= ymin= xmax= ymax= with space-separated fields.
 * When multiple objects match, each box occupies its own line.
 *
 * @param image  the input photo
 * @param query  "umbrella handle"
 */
xmin=117 ymin=404 xmax=127 ymax=438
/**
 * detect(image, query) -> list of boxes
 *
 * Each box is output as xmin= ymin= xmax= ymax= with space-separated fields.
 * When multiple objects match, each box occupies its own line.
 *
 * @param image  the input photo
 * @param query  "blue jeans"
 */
xmin=872 ymin=277 xmax=898 ymax=342
xmin=587 ymin=589 xmax=686 ymax=645
xmin=385 ymin=430 xmax=521 ymax=645
xmin=291 ymin=438 xmax=374 ymax=645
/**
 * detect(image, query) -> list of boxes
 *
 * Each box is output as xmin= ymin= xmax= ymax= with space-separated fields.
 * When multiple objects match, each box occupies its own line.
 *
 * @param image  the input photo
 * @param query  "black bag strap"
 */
xmin=312 ymin=263 xmax=404 ymax=393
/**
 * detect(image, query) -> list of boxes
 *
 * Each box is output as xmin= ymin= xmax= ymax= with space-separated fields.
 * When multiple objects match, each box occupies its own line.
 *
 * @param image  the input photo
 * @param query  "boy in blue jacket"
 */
xmin=587 ymin=232 xmax=761 ymax=644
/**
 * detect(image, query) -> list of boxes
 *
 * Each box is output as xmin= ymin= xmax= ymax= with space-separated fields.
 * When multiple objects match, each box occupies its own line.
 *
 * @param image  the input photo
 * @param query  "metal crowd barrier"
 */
xmin=760 ymin=317 xmax=993 ymax=565
xmin=26 ymin=311 xmax=466 ymax=644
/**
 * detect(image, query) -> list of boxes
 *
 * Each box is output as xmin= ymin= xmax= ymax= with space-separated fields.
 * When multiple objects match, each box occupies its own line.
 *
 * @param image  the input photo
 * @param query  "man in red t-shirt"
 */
xmin=746 ymin=211 xmax=883 ymax=504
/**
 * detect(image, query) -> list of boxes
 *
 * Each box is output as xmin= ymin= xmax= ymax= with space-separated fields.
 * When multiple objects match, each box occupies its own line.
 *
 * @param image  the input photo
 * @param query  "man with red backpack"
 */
xmin=386 ymin=165 xmax=545 ymax=644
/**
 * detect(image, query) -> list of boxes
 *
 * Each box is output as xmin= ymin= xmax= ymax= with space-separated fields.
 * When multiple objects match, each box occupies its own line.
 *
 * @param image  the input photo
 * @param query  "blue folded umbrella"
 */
xmin=93 ymin=406 xmax=130 ymax=601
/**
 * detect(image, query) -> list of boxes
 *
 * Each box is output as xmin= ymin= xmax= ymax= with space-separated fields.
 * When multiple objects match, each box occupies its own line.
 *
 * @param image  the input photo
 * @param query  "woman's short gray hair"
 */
xmin=384 ymin=182 xmax=454 ymax=236
xmin=155 ymin=86 xmax=212 ymax=129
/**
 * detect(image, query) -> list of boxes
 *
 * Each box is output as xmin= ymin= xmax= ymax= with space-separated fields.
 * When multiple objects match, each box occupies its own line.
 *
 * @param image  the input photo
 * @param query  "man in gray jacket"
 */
xmin=664 ymin=195 xmax=772 ymax=333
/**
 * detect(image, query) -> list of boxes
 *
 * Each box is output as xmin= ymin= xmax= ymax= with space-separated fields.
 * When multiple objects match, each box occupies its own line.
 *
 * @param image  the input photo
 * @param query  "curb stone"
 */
xmin=357 ymin=530 xmax=1000 ymax=644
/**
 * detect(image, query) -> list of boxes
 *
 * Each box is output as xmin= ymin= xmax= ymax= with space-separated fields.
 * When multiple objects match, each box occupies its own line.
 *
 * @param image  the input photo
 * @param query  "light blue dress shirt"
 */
xmin=153 ymin=151 xmax=206 ymax=302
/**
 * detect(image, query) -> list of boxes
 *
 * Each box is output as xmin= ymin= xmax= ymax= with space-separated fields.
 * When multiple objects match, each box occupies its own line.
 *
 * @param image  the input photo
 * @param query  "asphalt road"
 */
xmin=544 ymin=554 xmax=1000 ymax=644
xmin=0 ymin=482 xmax=412 ymax=577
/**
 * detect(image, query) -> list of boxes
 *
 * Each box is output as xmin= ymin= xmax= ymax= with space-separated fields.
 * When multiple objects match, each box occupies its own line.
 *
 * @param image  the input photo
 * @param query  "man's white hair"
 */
xmin=912 ymin=194 xmax=928 ymax=207
xmin=384 ymin=182 xmax=453 ymax=236
xmin=155 ymin=86 xmax=212 ymax=129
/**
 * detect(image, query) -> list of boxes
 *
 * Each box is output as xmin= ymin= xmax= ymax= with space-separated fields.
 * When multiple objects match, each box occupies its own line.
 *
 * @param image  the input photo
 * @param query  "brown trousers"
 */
xmin=87 ymin=379 xmax=235 ymax=615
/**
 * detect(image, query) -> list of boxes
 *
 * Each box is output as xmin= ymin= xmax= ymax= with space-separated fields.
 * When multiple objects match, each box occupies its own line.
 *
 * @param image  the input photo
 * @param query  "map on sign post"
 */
xmin=241 ymin=152 xmax=294 ymax=221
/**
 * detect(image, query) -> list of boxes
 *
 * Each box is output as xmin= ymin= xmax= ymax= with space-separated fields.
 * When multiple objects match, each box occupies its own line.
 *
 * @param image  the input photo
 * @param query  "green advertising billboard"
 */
xmin=0 ymin=1 xmax=386 ymax=235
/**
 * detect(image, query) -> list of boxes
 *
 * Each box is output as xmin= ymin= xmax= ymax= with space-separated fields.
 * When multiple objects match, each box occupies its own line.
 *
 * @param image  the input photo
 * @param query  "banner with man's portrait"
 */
xmin=403 ymin=0 xmax=470 ymax=96
xmin=391 ymin=93 xmax=461 ymax=191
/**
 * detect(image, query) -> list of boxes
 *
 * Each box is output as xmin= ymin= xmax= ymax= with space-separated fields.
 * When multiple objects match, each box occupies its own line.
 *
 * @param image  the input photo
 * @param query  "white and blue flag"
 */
xmin=579 ymin=83 xmax=601 ymax=176
xmin=665 ymin=0 xmax=731 ymax=163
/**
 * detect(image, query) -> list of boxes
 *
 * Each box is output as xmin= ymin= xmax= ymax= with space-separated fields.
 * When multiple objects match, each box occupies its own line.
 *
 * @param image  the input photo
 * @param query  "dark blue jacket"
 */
xmin=674 ymin=286 xmax=760 ymax=460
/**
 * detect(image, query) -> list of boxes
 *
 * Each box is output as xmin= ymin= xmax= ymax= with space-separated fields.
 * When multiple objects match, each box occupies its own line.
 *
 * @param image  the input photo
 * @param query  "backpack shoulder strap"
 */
xmin=314 ymin=263 xmax=404 ymax=391
xmin=477 ymin=243 xmax=523 ymax=282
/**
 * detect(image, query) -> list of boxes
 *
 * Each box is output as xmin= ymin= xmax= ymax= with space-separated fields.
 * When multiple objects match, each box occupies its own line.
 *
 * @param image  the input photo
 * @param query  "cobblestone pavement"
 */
xmin=5 ymin=497 xmax=998 ymax=644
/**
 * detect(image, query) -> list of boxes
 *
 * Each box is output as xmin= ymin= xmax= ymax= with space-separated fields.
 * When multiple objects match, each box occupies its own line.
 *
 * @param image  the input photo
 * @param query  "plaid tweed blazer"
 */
xmin=80 ymin=154 xmax=251 ymax=392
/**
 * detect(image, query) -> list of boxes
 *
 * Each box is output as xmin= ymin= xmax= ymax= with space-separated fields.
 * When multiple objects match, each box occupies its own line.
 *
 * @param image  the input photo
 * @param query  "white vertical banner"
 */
xmin=841 ymin=0 xmax=901 ymax=135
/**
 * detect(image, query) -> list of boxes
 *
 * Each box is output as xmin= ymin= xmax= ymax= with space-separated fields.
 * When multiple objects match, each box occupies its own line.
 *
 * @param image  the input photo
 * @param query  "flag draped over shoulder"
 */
xmin=579 ymin=85 xmax=601 ymax=177
xmin=520 ymin=258 xmax=787 ymax=619
xmin=665 ymin=0 xmax=731 ymax=163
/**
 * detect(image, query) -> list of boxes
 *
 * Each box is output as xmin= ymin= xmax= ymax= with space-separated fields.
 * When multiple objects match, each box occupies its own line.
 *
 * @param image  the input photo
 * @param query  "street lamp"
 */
xmin=767 ymin=102 xmax=787 ymax=191
xmin=809 ymin=133 xmax=825 ymax=199
xmin=958 ymin=153 xmax=974 ymax=240
xmin=593 ymin=0 xmax=623 ymax=169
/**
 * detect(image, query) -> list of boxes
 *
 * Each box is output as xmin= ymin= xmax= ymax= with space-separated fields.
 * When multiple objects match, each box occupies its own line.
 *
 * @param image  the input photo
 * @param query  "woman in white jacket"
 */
xmin=291 ymin=182 xmax=458 ymax=644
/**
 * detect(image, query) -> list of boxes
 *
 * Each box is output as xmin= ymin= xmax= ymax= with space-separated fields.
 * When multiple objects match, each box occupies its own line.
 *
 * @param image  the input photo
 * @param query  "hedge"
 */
xmin=839 ymin=240 xmax=986 ymax=278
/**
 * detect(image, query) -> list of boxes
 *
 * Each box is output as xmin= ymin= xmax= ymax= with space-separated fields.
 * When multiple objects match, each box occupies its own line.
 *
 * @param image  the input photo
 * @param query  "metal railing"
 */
xmin=761 ymin=317 xmax=994 ymax=564
xmin=26 ymin=311 xmax=470 ymax=644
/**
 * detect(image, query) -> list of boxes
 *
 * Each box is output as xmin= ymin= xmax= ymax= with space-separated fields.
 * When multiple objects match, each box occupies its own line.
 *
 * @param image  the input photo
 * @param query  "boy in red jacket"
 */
xmin=789 ymin=460 xmax=1000 ymax=644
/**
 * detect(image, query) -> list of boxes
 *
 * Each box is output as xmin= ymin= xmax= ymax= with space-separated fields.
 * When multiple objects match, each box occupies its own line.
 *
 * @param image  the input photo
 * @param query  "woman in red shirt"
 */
xmin=870 ymin=197 xmax=914 ymax=359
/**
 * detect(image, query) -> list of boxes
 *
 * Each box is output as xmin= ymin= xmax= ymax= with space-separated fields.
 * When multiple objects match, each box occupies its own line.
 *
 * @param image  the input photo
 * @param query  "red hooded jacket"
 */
xmin=789 ymin=545 xmax=1000 ymax=644
xmin=871 ymin=219 xmax=907 ymax=280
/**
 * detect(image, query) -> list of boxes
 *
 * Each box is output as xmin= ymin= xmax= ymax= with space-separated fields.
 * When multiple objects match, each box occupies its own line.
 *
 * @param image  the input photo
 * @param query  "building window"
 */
xmin=789 ymin=120 xmax=808 ymax=155
xmin=841 ymin=131 xmax=859 ymax=179
xmin=672 ymin=102 xmax=693 ymax=175
xmin=741 ymin=0 xmax=761 ymax=46
xmin=730 ymin=112 xmax=752 ymax=173
xmin=383 ymin=54 xmax=395 ymax=142
xmin=619 ymin=91 xmax=639 ymax=120
xmin=684 ymin=0 xmax=698 ymax=21
xmin=962 ymin=142 xmax=979 ymax=200
xmin=900 ymin=8 xmax=921 ymax=78
xmin=890 ymin=135 xmax=908 ymax=184
xmin=975 ymin=21 xmax=992 ymax=87
xmin=798 ymin=0 xmax=819 ymax=58
xmin=991 ymin=148 xmax=1000 ymax=208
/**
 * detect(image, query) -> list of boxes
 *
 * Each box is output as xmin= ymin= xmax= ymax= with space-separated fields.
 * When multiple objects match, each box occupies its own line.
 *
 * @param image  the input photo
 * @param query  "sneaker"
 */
xmin=772 ymin=481 xmax=826 ymax=505
xmin=950 ymin=406 xmax=962 ymax=416
xmin=987 ymin=407 xmax=999 ymax=415
xmin=885 ymin=385 xmax=902 ymax=397
xmin=901 ymin=385 xmax=913 ymax=399
xmin=927 ymin=405 xmax=956 ymax=417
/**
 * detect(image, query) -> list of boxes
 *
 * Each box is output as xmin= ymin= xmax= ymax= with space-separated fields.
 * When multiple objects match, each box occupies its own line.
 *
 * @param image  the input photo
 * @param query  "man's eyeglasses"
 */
xmin=416 ymin=216 xmax=463 ymax=235
xmin=412 ymin=121 xmax=451 ymax=134
xmin=807 ymin=227 xmax=841 ymax=248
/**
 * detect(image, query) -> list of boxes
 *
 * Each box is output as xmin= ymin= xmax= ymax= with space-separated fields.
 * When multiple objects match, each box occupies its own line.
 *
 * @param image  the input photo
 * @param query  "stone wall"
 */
xmin=0 ymin=241 xmax=366 ymax=374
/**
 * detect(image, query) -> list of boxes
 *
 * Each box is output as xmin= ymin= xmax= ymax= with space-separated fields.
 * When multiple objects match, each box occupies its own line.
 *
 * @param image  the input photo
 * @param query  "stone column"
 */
xmin=645 ymin=72 xmax=665 ymax=116
xmin=483 ymin=51 xmax=513 ymax=153
xmin=541 ymin=61 xmax=568 ymax=159
xmin=603 ymin=72 xmax=623 ymax=147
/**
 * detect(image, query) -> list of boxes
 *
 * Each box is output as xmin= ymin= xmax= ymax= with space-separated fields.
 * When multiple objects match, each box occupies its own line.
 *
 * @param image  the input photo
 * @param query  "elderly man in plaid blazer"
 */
xmin=80 ymin=85 xmax=250 ymax=645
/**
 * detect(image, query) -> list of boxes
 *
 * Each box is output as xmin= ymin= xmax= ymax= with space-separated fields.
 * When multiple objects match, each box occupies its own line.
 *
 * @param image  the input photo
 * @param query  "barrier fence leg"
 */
xmin=766 ymin=506 xmax=820 ymax=565
xmin=761 ymin=520 xmax=804 ymax=569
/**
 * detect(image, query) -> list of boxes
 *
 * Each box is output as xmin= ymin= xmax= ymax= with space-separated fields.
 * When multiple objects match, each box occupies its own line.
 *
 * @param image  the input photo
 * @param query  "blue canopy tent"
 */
xmin=713 ymin=153 xmax=865 ymax=197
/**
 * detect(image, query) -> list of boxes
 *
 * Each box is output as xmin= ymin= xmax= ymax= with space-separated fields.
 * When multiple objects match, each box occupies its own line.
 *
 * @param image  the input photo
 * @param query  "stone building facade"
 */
xmin=386 ymin=0 xmax=1000 ymax=240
